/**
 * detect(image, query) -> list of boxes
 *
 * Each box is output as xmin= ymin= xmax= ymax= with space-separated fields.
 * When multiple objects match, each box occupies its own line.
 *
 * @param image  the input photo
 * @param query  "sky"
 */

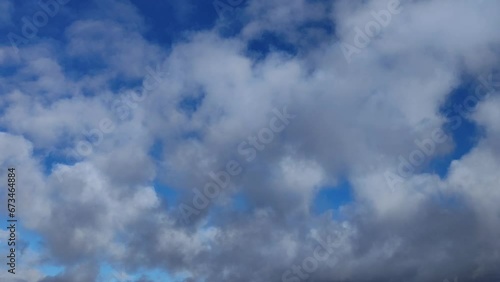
xmin=0 ymin=0 xmax=499 ymax=281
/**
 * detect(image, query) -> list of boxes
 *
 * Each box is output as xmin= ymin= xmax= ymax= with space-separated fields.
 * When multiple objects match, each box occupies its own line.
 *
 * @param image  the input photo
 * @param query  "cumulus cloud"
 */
xmin=1 ymin=0 xmax=499 ymax=281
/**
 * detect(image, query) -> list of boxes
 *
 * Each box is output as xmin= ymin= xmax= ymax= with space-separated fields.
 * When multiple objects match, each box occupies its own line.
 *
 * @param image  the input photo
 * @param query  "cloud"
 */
xmin=39 ymin=262 xmax=99 ymax=282
xmin=1 ymin=0 xmax=500 ymax=281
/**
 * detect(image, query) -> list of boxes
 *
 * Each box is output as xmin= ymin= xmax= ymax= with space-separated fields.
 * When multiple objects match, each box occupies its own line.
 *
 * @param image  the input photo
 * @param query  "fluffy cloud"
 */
xmin=1 ymin=0 xmax=500 ymax=281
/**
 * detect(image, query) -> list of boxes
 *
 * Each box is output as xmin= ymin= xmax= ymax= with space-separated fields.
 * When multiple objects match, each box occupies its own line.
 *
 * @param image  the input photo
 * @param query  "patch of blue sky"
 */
xmin=312 ymin=178 xmax=353 ymax=220
xmin=153 ymin=180 xmax=181 ymax=210
xmin=231 ymin=191 xmax=252 ymax=213
xmin=0 ymin=65 xmax=17 ymax=79
xmin=148 ymin=140 xmax=181 ymax=209
xmin=40 ymin=265 xmax=65 ymax=277
xmin=1 ymin=1 xmax=74 ymax=47
xmin=424 ymin=78 xmax=486 ymax=178
xmin=297 ymin=19 xmax=335 ymax=40
xmin=187 ymin=190 xmax=245 ymax=228
xmin=178 ymin=91 xmax=206 ymax=118
xmin=0 ymin=220 xmax=63 ymax=277
xmin=33 ymin=131 xmax=91 ymax=174
xmin=246 ymin=31 xmax=298 ymax=60
xmin=129 ymin=0 xmax=218 ymax=45
xmin=100 ymin=263 xmax=185 ymax=282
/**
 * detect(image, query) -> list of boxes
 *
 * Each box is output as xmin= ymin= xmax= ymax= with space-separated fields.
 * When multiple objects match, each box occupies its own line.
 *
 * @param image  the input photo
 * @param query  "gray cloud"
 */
xmin=0 ymin=0 xmax=499 ymax=281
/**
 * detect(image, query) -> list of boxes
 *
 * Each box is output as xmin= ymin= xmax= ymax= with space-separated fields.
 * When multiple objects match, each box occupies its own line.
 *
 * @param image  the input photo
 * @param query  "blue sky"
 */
xmin=0 ymin=0 xmax=500 ymax=281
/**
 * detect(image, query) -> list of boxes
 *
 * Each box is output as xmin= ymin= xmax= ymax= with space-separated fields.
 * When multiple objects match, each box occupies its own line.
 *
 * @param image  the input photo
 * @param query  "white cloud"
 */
xmin=1 ymin=0 xmax=500 ymax=281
